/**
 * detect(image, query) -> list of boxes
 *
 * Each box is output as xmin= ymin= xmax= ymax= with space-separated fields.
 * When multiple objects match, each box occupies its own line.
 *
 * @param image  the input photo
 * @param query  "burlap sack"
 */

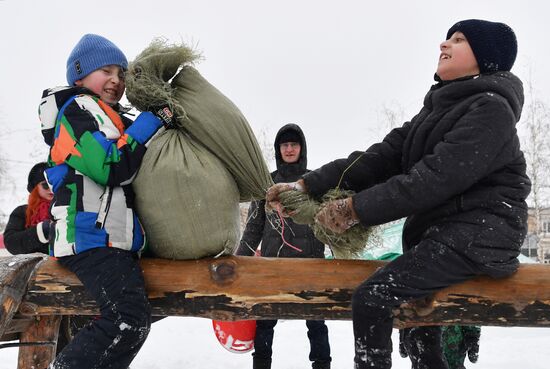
xmin=134 ymin=129 xmax=240 ymax=259
xmin=170 ymin=66 xmax=273 ymax=201
xmin=126 ymin=40 xmax=273 ymax=202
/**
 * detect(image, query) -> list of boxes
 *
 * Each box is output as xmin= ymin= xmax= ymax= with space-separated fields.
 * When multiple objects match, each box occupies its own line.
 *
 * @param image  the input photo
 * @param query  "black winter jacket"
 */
xmin=3 ymin=205 xmax=49 ymax=255
xmin=304 ymin=72 xmax=531 ymax=276
xmin=236 ymin=124 xmax=325 ymax=258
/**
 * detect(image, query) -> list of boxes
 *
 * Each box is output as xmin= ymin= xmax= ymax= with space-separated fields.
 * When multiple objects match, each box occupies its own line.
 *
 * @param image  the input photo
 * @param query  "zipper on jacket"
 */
xmin=96 ymin=186 xmax=113 ymax=229
xmin=455 ymin=195 xmax=464 ymax=212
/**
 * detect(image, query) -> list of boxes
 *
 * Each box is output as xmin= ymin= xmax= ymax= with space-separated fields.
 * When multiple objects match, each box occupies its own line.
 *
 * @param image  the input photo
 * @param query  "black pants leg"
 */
xmin=306 ymin=320 xmax=331 ymax=363
xmin=352 ymin=240 xmax=480 ymax=369
xmin=56 ymin=315 xmax=92 ymax=355
xmin=52 ymin=248 xmax=152 ymax=369
xmin=253 ymin=319 xmax=278 ymax=360
xmin=401 ymin=326 xmax=448 ymax=369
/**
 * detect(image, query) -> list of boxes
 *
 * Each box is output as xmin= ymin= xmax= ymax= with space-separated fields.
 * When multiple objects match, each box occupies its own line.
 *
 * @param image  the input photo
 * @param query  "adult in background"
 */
xmin=4 ymin=162 xmax=52 ymax=255
xmin=236 ymin=124 xmax=331 ymax=369
xmin=3 ymin=161 xmax=89 ymax=353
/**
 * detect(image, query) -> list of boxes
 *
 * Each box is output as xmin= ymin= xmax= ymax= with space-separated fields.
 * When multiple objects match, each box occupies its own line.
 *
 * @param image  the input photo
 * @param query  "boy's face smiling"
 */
xmin=437 ymin=31 xmax=480 ymax=81
xmin=75 ymin=64 xmax=125 ymax=105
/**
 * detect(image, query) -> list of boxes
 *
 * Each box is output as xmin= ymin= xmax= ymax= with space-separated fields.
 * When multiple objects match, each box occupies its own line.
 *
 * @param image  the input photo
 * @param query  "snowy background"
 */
xmin=0 ymin=317 xmax=549 ymax=368
xmin=2 ymin=0 xmax=550 ymax=224
xmin=2 ymin=0 xmax=550 ymax=367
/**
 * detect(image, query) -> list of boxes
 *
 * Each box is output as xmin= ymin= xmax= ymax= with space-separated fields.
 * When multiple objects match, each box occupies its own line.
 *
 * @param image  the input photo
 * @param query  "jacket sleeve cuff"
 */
xmin=302 ymin=171 xmax=329 ymax=199
xmin=36 ymin=222 xmax=49 ymax=244
xmin=351 ymin=190 xmax=380 ymax=227
xmin=125 ymin=111 xmax=164 ymax=145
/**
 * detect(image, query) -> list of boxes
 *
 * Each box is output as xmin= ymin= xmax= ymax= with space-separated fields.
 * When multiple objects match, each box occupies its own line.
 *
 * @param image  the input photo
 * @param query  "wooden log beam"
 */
xmin=0 ymin=255 xmax=46 ymax=338
xmin=1 ymin=316 xmax=35 ymax=337
xmin=7 ymin=254 xmax=550 ymax=327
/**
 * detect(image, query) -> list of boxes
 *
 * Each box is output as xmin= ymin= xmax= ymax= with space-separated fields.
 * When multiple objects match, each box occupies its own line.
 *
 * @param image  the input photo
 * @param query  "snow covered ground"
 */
xmin=0 ymin=242 xmax=545 ymax=368
xmin=1 ymin=317 xmax=549 ymax=368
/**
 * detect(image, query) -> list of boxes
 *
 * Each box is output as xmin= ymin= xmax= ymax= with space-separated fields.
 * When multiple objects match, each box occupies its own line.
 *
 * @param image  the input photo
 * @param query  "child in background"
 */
xmin=39 ymin=34 xmax=173 ymax=369
xmin=267 ymin=19 xmax=530 ymax=368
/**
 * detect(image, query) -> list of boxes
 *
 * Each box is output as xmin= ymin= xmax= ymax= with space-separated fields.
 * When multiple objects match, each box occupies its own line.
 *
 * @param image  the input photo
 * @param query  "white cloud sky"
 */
xmin=1 ymin=0 xmax=549 ymax=212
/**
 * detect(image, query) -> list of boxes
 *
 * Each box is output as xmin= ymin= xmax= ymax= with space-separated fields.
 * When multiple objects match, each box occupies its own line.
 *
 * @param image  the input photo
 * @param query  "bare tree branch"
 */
xmin=519 ymin=71 xmax=550 ymax=262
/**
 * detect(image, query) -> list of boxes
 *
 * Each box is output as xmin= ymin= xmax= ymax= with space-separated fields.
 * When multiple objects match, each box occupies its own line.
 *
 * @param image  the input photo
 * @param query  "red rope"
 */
xmin=277 ymin=208 xmax=302 ymax=252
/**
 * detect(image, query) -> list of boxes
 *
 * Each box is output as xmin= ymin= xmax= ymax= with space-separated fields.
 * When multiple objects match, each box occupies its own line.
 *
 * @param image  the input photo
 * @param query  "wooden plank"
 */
xmin=0 ymin=332 xmax=19 ymax=342
xmin=15 ymin=255 xmax=550 ymax=327
xmin=17 ymin=315 xmax=61 ymax=369
xmin=2 ymin=316 xmax=34 ymax=335
xmin=0 ymin=255 xmax=46 ymax=337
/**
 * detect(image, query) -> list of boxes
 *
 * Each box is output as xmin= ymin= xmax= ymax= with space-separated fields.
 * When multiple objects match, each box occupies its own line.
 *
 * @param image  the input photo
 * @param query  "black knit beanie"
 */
xmin=278 ymin=130 xmax=301 ymax=144
xmin=27 ymin=162 xmax=48 ymax=193
xmin=446 ymin=19 xmax=517 ymax=73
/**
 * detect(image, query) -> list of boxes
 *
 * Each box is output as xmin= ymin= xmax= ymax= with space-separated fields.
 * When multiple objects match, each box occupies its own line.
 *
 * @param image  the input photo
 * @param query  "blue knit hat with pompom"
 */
xmin=66 ymin=34 xmax=128 ymax=86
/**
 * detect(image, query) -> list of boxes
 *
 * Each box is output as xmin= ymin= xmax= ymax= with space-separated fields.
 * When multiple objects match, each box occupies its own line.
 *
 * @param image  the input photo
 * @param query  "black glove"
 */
xmin=462 ymin=326 xmax=481 ymax=363
xmin=150 ymin=104 xmax=175 ymax=128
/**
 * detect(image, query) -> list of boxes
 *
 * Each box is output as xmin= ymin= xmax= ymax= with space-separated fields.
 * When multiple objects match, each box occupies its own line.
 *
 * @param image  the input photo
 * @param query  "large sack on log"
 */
xmin=134 ymin=130 xmax=240 ymax=259
xmin=171 ymin=66 xmax=273 ymax=201
xmin=126 ymin=40 xmax=273 ymax=201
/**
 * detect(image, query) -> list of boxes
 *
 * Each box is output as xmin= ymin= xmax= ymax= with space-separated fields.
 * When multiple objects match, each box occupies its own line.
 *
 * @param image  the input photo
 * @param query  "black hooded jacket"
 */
xmin=236 ymin=124 xmax=325 ymax=258
xmin=303 ymin=72 xmax=531 ymax=276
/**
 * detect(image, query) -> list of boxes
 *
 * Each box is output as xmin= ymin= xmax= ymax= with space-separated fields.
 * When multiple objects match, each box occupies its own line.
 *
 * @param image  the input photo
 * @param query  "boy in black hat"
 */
xmin=267 ymin=19 xmax=530 ymax=368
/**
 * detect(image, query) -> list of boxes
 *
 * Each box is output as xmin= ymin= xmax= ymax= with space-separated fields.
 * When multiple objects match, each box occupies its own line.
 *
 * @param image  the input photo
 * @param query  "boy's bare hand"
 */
xmin=315 ymin=197 xmax=359 ymax=234
xmin=265 ymin=179 xmax=305 ymax=213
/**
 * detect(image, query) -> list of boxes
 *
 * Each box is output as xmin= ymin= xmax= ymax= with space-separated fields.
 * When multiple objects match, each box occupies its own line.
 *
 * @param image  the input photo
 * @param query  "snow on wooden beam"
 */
xmin=3 ymin=254 xmax=550 ymax=328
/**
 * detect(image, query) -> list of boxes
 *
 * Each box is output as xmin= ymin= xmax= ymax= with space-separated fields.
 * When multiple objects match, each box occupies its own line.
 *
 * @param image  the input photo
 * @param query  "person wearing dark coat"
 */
xmin=267 ymin=20 xmax=530 ymax=369
xmin=236 ymin=124 xmax=331 ymax=369
xmin=4 ymin=162 xmax=52 ymax=255
xmin=3 ymin=162 xmax=90 ymax=354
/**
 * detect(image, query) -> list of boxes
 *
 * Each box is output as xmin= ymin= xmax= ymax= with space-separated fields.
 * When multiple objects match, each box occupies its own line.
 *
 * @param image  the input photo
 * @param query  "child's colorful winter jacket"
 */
xmin=39 ymin=86 xmax=163 ymax=257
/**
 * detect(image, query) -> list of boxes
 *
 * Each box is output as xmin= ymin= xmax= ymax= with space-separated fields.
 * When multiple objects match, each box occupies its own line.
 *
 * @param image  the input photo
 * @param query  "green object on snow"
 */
xmin=376 ymin=252 xmax=401 ymax=261
xmin=361 ymin=220 xmax=405 ymax=260
xmin=442 ymin=325 xmax=481 ymax=369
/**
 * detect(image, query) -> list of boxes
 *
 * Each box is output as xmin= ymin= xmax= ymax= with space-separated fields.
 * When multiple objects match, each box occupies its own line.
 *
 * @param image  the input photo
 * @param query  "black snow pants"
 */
xmin=51 ymin=248 xmax=152 ymax=369
xmin=253 ymin=319 xmax=331 ymax=363
xmin=352 ymin=239 xmax=485 ymax=369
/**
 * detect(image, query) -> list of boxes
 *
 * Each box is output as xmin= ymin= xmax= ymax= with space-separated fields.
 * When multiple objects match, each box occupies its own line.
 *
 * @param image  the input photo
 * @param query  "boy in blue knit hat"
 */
xmin=267 ymin=19 xmax=530 ymax=369
xmin=40 ymin=34 xmax=173 ymax=369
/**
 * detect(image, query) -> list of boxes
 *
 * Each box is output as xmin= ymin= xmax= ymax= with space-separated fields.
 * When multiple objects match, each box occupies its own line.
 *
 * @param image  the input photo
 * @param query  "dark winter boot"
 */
xmin=253 ymin=357 xmax=272 ymax=369
xmin=312 ymin=360 xmax=331 ymax=369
